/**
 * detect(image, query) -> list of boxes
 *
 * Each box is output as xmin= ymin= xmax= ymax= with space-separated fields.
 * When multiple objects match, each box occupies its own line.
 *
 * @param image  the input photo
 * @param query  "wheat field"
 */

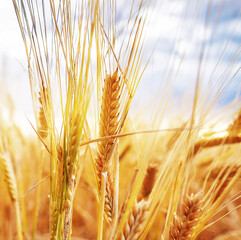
xmin=0 ymin=0 xmax=241 ymax=239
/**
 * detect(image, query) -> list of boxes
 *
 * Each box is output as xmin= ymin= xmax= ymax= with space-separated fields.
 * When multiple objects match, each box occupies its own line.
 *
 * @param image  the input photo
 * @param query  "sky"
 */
xmin=0 ymin=0 xmax=240 ymax=131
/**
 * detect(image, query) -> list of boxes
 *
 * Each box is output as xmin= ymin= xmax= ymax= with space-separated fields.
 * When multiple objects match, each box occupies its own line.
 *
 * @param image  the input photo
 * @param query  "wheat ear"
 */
xmin=188 ymin=135 xmax=241 ymax=158
xmin=138 ymin=163 xmax=158 ymax=200
xmin=37 ymin=88 xmax=48 ymax=139
xmin=95 ymin=69 xmax=121 ymax=222
xmin=0 ymin=153 xmax=23 ymax=240
xmin=228 ymin=108 xmax=241 ymax=134
xmin=118 ymin=200 xmax=150 ymax=240
xmin=169 ymin=192 xmax=203 ymax=240
xmin=189 ymin=110 xmax=241 ymax=158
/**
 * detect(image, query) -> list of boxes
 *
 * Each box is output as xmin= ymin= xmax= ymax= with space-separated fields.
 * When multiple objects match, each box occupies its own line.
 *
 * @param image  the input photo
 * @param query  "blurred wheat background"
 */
xmin=0 ymin=0 xmax=241 ymax=240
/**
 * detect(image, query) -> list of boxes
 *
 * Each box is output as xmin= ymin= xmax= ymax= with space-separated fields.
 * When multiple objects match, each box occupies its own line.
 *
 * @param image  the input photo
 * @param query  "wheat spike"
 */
xmin=97 ymin=69 xmax=121 ymax=166
xmin=189 ymin=109 xmax=241 ymax=158
xmin=169 ymin=192 xmax=203 ymax=240
xmin=0 ymin=152 xmax=23 ymax=240
xmin=37 ymin=89 xmax=49 ymax=139
xmin=139 ymin=163 xmax=158 ymax=200
xmin=95 ymin=69 xmax=121 ymax=222
xmin=0 ymin=153 xmax=18 ymax=201
xmin=188 ymin=135 xmax=241 ymax=158
xmin=228 ymin=108 xmax=241 ymax=135
xmin=118 ymin=200 xmax=150 ymax=240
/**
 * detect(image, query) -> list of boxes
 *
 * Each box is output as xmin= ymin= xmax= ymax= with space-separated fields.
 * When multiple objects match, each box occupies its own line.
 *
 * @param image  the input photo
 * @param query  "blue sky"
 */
xmin=133 ymin=0 xmax=241 ymax=110
xmin=0 ymin=0 xmax=240 ymax=131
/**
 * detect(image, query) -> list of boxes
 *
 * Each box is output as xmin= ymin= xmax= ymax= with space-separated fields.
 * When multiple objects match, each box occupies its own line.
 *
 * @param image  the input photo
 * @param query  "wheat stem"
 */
xmin=31 ymin=148 xmax=44 ymax=240
xmin=98 ymin=171 xmax=108 ymax=240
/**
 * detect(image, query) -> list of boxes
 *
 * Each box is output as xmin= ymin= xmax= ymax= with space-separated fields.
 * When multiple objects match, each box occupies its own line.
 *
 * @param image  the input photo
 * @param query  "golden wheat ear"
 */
xmin=188 ymin=108 xmax=241 ymax=158
xmin=95 ymin=69 xmax=122 ymax=222
xmin=37 ymin=94 xmax=48 ymax=139
xmin=0 ymin=153 xmax=18 ymax=202
xmin=169 ymin=192 xmax=203 ymax=240
xmin=228 ymin=108 xmax=241 ymax=135
xmin=138 ymin=163 xmax=158 ymax=200
xmin=0 ymin=152 xmax=23 ymax=240
xmin=118 ymin=200 xmax=150 ymax=240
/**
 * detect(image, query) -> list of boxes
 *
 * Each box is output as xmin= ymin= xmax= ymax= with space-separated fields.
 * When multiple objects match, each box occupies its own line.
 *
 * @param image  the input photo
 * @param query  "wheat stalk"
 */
xmin=169 ymin=192 xmax=203 ymax=240
xmin=50 ymin=144 xmax=63 ymax=240
xmin=62 ymin=113 xmax=84 ymax=239
xmin=209 ymin=164 xmax=241 ymax=202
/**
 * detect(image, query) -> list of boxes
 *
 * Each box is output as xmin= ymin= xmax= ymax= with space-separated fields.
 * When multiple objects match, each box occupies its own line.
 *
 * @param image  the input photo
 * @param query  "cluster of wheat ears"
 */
xmin=0 ymin=0 xmax=241 ymax=239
